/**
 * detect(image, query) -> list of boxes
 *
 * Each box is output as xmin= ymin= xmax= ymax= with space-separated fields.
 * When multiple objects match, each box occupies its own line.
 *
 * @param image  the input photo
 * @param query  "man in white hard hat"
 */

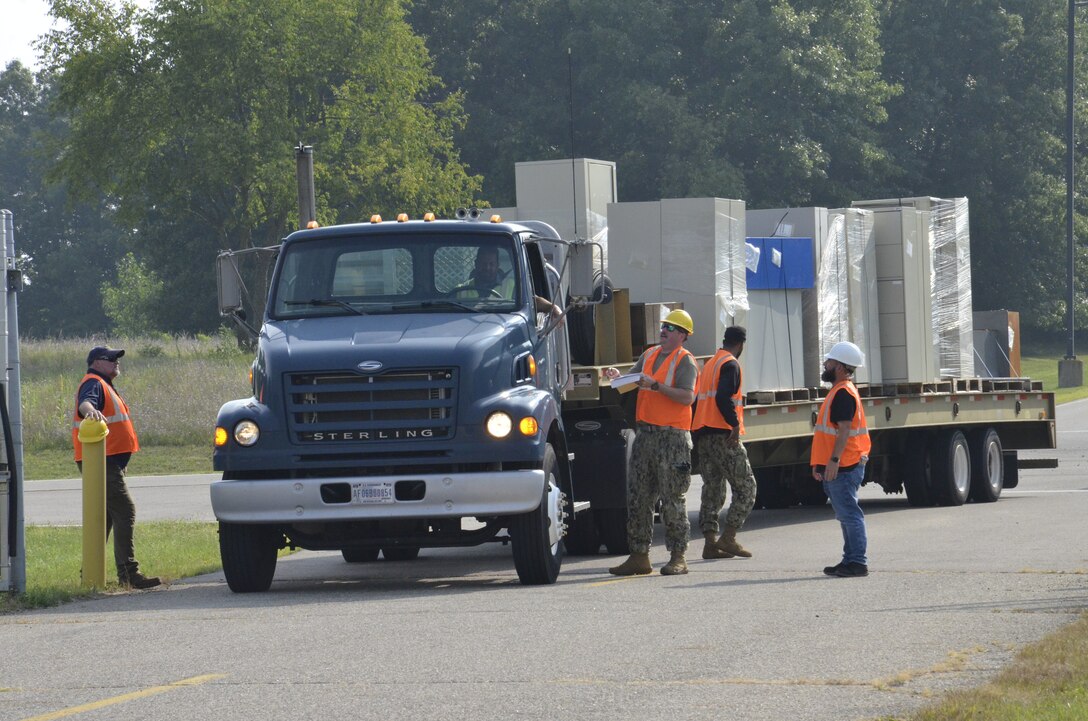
xmin=811 ymin=341 xmax=872 ymax=578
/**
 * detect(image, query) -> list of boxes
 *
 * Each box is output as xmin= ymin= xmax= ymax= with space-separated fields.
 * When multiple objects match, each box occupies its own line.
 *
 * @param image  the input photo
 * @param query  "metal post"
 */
xmin=296 ymin=143 xmax=316 ymax=230
xmin=2 ymin=210 xmax=25 ymax=592
xmin=1060 ymin=2 xmax=1086 ymax=387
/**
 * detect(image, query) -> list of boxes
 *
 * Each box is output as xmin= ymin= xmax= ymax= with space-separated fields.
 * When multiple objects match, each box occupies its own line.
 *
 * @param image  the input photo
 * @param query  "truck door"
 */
xmin=525 ymin=241 xmax=571 ymax=396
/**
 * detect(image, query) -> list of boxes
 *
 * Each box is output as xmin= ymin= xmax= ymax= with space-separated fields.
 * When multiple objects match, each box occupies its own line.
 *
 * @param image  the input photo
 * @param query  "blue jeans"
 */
xmin=823 ymin=464 xmax=867 ymax=566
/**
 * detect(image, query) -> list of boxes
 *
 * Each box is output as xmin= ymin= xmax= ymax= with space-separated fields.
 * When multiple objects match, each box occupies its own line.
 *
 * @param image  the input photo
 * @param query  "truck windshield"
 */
xmin=269 ymin=232 xmax=521 ymax=319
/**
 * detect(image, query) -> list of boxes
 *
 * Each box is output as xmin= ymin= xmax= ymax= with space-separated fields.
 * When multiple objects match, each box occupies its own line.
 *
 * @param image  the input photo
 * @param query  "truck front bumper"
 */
xmin=210 ymin=470 xmax=546 ymax=524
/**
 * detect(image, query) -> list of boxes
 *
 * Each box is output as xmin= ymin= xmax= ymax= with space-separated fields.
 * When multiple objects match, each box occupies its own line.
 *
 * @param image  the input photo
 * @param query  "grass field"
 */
xmin=21 ymin=334 xmax=249 ymax=480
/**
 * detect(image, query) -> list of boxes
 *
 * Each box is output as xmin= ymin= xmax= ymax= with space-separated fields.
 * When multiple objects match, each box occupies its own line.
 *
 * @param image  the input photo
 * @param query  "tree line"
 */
xmin=1 ymin=0 xmax=1085 ymax=339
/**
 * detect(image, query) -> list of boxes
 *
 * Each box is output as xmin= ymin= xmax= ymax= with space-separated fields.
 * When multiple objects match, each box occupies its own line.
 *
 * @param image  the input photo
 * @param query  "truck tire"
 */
xmin=594 ymin=508 xmax=630 ymax=555
xmin=968 ymin=427 xmax=1003 ymax=503
xmin=754 ymin=467 xmax=796 ymax=509
xmin=342 ymin=548 xmax=379 ymax=563
xmin=931 ymin=429 xmax=971 ymax=506
xmin=510 ymin=444 xmax=564 ymax=584
xmin=563 ymin=511 xmax=601 ymax=555
xmin=219 ymin=522 xmax=279 ymax=593
xmin=382 ymin=546 xmax=421 ymax=561
xmin=903 ymin=433 xmax=936 ymax=507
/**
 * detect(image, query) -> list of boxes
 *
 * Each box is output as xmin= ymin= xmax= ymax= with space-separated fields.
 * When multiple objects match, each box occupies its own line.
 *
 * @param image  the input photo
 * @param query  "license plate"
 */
xmin=351 ymin=481 xmax=394 ymax=504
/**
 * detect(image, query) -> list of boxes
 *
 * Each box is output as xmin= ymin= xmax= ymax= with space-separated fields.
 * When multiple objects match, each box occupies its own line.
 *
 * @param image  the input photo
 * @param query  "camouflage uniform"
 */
xmin=627 ymin=425 xmax=693 ymax=554
xmin=697 ymin=433 xmax=757 ymax=534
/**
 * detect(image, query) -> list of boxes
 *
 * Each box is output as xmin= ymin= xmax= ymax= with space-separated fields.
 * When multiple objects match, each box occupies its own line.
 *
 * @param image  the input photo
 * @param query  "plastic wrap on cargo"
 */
xmin=818 ymin=209 xmax=880 ymax=385
xmin=715 ymin=205 xmax=749 ymax=324
xmin=929 ymin=198 xmax=973 ymax=378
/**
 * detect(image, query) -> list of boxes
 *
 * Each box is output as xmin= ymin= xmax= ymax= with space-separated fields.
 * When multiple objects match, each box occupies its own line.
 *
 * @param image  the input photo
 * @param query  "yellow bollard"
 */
xmin=78 ymin=418 xmax=109 ymax=588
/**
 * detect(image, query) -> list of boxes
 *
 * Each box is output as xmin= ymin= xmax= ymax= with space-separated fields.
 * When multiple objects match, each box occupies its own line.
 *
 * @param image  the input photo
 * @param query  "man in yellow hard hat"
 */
xmin=604 ymin=309 xmax=698 ymax=576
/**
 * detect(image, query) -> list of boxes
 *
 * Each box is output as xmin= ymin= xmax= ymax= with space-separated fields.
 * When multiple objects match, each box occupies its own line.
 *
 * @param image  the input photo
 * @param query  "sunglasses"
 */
xmin=661 ymin=323 xmax=683 ymax=333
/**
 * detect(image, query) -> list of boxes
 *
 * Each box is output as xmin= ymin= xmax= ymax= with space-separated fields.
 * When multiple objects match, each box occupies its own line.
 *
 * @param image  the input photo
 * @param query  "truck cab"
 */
xmin=212 ymin=215 xmax=580 ymax=591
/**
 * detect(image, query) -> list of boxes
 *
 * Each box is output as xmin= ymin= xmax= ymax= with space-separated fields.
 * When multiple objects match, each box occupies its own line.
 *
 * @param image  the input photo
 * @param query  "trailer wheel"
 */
xmin=754 ymin=467 xmax=797 ymax=509
xmin=931 ymin=429 xmax=971 ymax=506
xmin=342 ymin=547 xmax=379 ymax=563
xmin=510 ymin=443 xmax=564 ymax=584
xmin=563 ymin=511 xmax=601 ymax=555
xmin=903 ymin=433 xmax=936 ymax=507
xmin=382 ymin=546 xmax=421 ymax=561
xmin=968 ymin=428 xmax=1003 ymax=503
xmin=594 ymin=508 xmax=630 ymax=555
xmin=219 ymin=522 xmax=279 ymax=593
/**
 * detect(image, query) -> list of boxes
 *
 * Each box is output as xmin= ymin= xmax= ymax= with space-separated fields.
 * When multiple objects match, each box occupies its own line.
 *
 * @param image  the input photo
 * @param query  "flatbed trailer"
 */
xmin=565 ymin=365 xmax=1056 ymax=511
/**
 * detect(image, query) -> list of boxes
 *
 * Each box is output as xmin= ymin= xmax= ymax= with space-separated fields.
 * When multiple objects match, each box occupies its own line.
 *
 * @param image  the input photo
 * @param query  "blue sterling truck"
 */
xmin=212 ymin=211 xmax=622 ymax=592
xmin=212 ymin=209 xmax=1057 ymax=594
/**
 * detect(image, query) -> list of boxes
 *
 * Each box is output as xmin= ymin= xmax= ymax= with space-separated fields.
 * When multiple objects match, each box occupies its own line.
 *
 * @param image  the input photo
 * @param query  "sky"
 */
xmin=1 ymin=0 xmax=57 ymax=71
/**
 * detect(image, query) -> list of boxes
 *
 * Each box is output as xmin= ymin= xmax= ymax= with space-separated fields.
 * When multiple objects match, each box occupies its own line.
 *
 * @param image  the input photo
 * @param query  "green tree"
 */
xmin=0 ymin=61 xmax=123 ymax=337
xmin=876 ymin=1 xmax=1072 ymax=332
xmin=410 ymin=0 xmax=894 ymax=207
xmin=45 ymin=0 xmax=481 ymax=332
xmin=100 ymin=252 xmax=164 ymax=336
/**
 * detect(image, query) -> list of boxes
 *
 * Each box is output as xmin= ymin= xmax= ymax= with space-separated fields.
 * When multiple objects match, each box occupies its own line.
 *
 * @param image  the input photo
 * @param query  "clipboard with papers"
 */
xmin=609 ymin=373 xmax=642 ymax=393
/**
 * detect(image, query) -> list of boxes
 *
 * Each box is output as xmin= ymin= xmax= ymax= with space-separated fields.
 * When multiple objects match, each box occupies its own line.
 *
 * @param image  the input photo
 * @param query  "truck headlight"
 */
xmin=486 ymin=412 xmax=512 ymax=438
xmin=234 ymin=420 xmax=260 ymax=446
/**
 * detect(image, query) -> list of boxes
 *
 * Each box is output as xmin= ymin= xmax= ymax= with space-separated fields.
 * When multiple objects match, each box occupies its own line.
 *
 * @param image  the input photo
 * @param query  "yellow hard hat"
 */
xmin=663 ymin=309 xmax=693 ymax=335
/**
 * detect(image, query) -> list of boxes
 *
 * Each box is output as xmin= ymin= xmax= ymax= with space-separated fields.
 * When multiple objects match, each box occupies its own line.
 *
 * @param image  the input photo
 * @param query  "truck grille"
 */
xmin=286 ymin=368 xmax=456 ymax=443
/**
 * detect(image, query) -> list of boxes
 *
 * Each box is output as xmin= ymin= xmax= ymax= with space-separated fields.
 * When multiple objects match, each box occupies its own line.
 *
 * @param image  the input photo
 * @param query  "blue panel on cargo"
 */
xmin=745 ymin=237 xmax=815 ymax=290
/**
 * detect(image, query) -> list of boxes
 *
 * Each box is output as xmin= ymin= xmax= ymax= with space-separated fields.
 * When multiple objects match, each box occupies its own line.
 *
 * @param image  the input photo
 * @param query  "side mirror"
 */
xmin=216 ymin=251 xmax=244 ymax=315
xmin=567 ymin=242 xmax=595 ymax=299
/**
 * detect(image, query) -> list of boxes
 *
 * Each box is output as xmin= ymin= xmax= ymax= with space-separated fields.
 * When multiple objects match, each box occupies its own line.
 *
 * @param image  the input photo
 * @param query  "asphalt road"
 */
xmin=5 ymin=403 xmax=1086 ymax=721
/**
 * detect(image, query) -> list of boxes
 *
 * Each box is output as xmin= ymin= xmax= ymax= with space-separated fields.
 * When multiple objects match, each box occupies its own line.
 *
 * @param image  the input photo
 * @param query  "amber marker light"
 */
xmin=519 ymin=417 xmax=539 ymax=436
xmin=490 ymin=214 xmax=502 ymax=223
xmin=214 ymin=427 xmax=229 ymax=447
xmin=528 ymin=355 xmax=537 ymax=376
xmin=397 ymin=213 xmax=409 ymax=222
xmin=306 ymin=220 xmax=320 ymax=229
xmin=370 ymin=214 xmax=382 ymax=223
xmin=423 ymin=212 xmax=436 ymax=221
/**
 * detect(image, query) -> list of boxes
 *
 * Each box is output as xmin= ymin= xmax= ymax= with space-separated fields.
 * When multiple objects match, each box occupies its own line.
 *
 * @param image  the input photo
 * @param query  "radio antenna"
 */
xmin=568 ymin=47 xmax=579 ymax=240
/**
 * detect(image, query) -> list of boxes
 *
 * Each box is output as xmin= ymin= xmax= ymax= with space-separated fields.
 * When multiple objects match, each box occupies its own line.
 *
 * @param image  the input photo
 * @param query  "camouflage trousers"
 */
xmin=697 ymin=434 xmax=757 ymax=534
xmin=626 ymin=425 xmax=692 ymax=554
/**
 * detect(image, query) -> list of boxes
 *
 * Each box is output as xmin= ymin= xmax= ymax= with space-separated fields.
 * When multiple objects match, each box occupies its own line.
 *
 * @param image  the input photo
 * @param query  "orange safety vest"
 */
xmin=691 ymin=349 xmax=744 ymax=434
xmin=810 ymin=380 xmax=870 ymax=467
xmin=72 ymin=374 xmax=140 ymax=461
xmin=635 ymin=345 xmax=695 ymax=430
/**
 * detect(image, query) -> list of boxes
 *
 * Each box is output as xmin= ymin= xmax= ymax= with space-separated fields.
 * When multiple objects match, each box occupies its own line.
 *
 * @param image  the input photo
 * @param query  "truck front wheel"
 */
xmin=219 ymin=522 xmax=280 ymax=593
xmin=510 ymin=443 xmax=564 ymax=584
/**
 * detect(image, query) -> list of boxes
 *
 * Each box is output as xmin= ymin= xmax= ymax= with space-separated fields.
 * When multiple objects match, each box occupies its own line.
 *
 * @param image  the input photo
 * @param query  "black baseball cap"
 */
xmin=87 ymin=346 xmax=125 ymax=366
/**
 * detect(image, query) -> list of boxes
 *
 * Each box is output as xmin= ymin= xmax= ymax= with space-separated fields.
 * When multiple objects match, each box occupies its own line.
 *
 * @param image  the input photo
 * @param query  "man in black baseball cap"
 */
xmin=86 ymin=346 xmax=125 ymax=366
xmin=73 ymin=344 xmax=159 ymax=589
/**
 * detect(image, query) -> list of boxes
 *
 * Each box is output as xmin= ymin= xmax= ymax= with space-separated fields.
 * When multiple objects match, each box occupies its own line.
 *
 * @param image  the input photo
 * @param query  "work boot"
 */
xmin=717 ymin=527 xmax=752 ymax=558
xmin=701 ymin=531 xmax=734 ymax=559
xmin=119 ymin=571 xmax=161 ymax=589
xmin=609 ymin=553 xmax=652 ymax=576
xmin=660 ymin=549 xmax=688 ymax=575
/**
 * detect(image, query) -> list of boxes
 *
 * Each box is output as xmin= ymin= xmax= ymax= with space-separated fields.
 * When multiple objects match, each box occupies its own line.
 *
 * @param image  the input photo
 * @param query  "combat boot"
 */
xmin=660 ymin=549 xmax=688 ymax=575
xmin=608 ymin=553 xmax=652 ymax=576
xmin=717 ymin=527 xmax=752 ymax=558
xmin=701 ymin=531 xmax=734 ymax=559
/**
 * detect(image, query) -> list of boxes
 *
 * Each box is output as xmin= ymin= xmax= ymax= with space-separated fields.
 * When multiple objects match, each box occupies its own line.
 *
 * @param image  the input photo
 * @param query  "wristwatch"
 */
xmin=830 ymin=456 xmax=840 ymax=463
xmin=651 ymin=381 xmax=660 ymax=391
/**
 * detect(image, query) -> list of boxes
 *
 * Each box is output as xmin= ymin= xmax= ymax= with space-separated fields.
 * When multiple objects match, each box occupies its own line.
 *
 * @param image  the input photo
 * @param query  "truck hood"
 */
xmin=261 ymin=312 xmax=531 ymax=372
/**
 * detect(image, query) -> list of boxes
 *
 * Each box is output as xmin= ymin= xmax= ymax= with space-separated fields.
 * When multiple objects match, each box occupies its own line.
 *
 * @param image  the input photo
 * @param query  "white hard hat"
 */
xmin=825 ymin=341 xmax=865 ymax=369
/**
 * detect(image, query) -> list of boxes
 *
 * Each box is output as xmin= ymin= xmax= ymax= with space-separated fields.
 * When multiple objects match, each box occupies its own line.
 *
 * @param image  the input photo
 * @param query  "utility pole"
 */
xmin=296 ymin=143 xmax=316 ymax=230
xmin=1060 ymin=0 xmax=1086 ymax=387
